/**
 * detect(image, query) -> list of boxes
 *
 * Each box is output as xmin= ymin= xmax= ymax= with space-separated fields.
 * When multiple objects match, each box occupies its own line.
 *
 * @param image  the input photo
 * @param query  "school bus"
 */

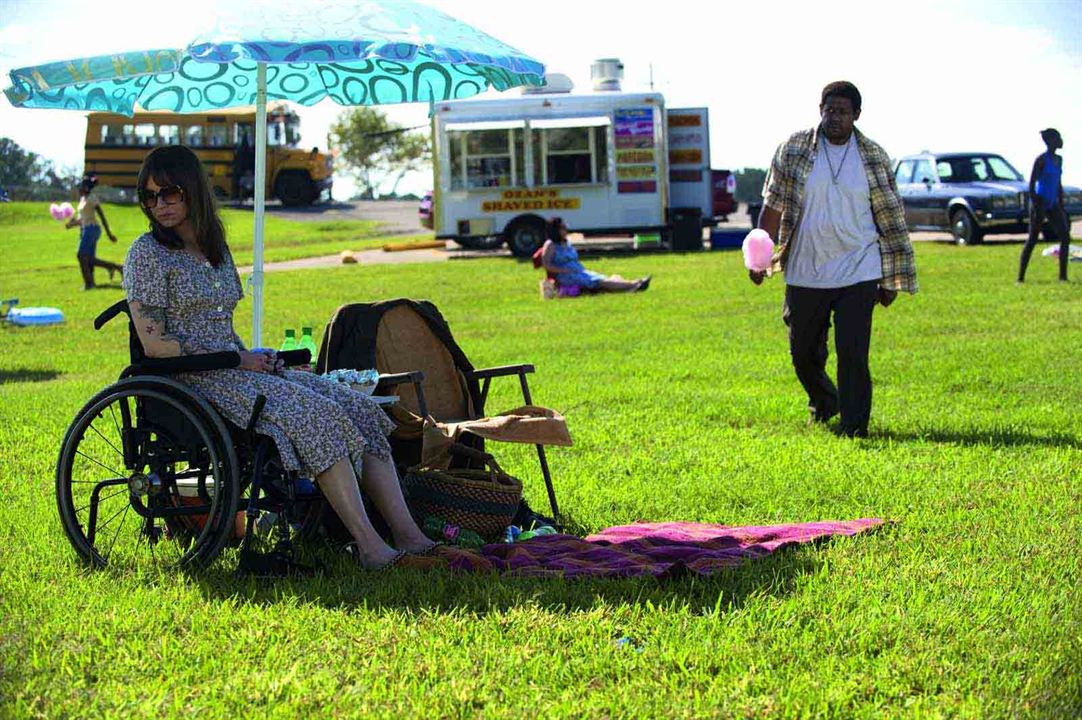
xmin=84 ymin=102 xmax=333 ymax=205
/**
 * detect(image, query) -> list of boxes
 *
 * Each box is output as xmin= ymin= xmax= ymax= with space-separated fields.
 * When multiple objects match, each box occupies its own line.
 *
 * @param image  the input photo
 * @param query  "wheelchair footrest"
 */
xmin=236 ymin=547 xmax=323 ymax=578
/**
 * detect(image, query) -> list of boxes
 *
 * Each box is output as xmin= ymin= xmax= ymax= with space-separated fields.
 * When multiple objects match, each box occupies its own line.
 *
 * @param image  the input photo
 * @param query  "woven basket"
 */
xmin=402 ymin=445 xmax=522 ymax=542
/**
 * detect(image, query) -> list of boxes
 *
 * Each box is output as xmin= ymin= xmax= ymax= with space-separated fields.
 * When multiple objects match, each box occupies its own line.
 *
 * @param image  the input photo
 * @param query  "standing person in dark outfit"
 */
xmin=1018 ymin=128 xmax=1071 ymax=283
xmin=750 ymin=81 xmax=918 ymax=437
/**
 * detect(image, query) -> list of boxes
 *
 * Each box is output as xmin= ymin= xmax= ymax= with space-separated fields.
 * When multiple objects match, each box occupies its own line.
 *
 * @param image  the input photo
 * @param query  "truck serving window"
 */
xmin=448 ymin=128 xmax=525 ymax=189
xmin=532 ymin=121 xmax=608 ymax=186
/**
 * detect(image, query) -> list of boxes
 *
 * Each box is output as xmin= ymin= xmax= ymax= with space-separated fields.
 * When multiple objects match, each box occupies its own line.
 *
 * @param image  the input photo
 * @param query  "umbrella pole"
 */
xmin=251 ymin=62 xmax=267 ymax=348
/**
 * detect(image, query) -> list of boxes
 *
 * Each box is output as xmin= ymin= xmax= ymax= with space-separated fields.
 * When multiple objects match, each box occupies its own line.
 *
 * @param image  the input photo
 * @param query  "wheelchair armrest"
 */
xmin=94 ymin=299 xmax=129 ymax=330
xmin=469 ymin=364 xmax=535 ymax=380
xmin=122 ymin=351 xmax=241 ymax=376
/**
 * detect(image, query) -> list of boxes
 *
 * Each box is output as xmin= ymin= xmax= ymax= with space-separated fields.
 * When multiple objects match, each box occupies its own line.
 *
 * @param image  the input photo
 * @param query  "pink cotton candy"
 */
xmin=49 ymin=202 xmax=74 ymax=221
xmin=742 ymin=229 xmax=774 ymax=271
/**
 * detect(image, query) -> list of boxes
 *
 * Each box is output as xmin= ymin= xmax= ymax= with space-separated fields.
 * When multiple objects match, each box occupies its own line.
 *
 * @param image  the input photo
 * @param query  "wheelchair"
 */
xmin=55 ymin=300 xmax=424 ymax=575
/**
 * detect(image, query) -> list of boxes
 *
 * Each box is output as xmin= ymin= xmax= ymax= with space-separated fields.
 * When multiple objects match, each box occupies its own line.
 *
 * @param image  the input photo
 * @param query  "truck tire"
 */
xmin=275 ymin=171 xmax=315 ymax=207
xmin=505 ymin=216 xmax=546 ymax=258
xmin=950 ymin=208 xmax=983 ymax=246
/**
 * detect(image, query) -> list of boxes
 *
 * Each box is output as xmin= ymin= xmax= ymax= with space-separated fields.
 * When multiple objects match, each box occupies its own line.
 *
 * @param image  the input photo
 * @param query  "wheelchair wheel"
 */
xmin=56 ymin=380 xmax=239 ymax=570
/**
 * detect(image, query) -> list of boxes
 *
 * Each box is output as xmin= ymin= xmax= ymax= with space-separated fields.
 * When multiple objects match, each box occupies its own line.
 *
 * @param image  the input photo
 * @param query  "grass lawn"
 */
xmin=1 ymin=201 xmax=1079 ymax=718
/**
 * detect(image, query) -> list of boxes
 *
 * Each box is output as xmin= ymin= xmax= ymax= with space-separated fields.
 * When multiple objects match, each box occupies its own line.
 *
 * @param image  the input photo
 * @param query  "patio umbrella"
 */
xmin=4 ymin=0 xmax=544 ymax=346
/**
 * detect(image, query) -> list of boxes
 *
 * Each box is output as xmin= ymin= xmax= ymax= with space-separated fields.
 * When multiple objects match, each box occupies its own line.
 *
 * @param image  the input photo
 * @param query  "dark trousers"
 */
xmin=1019 ymin=202 xmax=1071 ymax=282
xmin=783 ymin=281 xmax=879 ymax=434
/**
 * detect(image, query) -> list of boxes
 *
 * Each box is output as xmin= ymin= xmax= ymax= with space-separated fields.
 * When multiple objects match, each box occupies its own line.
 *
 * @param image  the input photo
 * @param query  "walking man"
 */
xmin=750 ymin=81 xmax=917 ymax=437
xmin=1018 ymin=128 xmax=1071 ymax=283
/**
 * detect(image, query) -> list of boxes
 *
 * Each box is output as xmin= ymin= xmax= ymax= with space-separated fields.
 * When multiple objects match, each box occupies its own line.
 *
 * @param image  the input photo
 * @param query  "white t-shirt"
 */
xmin=785 ymin=134 xmax=882 ymax=288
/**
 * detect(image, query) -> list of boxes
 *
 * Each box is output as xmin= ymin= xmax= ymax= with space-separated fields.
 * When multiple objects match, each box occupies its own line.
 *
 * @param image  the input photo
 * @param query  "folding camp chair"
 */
xmin=316 ymin=299 xmax=561 ymax=520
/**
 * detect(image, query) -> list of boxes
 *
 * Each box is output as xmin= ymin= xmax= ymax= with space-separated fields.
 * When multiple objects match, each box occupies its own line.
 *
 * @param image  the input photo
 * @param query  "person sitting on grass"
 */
xmin=123 ymin=145 xmax=441 ymax=571
xmin=540 ymin=217 xmax=651 ymax=293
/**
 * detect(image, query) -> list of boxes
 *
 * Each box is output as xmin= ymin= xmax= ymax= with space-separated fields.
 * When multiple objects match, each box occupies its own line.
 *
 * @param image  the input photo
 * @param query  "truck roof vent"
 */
xmin=590 ymin=58 xmax=624 ymax=92
xmin=521 ymin=73 xmax=575 ymax=95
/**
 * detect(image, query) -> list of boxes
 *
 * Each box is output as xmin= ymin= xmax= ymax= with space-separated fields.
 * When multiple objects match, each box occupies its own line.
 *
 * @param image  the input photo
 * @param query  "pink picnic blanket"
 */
xmin=440 ymin=519 xmax=883 ymax=578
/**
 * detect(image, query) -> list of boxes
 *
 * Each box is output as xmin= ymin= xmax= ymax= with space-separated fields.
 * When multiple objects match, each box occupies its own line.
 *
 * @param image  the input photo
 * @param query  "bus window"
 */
xmin=284 ymin=115 xmax=300 ymax=146
xmin=184 ymin=125 xmax=204 ymax=146
xmin=158 ymin=125 xmax=180 ymax=145
xmin=234 ymin=122 xmax=254 ymax=146
xmin=207 ymin=124 xmax=228 ymax=147
xmin=122 ymin=125 xmax=136 ymax=145
xmin=133 ymin=124 xmax=157 ymax=146
xmin=100 ymin=124 xmax=124 ymax=145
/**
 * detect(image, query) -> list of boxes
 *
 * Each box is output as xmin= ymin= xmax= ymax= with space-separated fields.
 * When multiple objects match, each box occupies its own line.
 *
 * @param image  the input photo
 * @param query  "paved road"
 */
xmin=244 ymin=200 xmax=1081 ymax=272
xmin=228 ymin=198 xmax=428 ymax=235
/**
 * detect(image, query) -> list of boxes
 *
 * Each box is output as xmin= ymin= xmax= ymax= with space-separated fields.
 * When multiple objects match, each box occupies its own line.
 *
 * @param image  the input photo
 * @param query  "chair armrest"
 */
xmin=469 ymin=364 xmax=534 ymax=380
xmin=376 ymin=370 xmax=425 ymax=388
xmin=376 ymin=370 xmax=428 ymax=418
xmin=123 ymin=351 xmax=241 ymax=376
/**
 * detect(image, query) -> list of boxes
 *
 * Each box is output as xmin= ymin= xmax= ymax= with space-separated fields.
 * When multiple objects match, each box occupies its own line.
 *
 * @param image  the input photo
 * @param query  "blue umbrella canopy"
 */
xmin=4 ymin=0 xmax=544 ymax=345
xmin=4 ymin=1 xmax=545 ymax=113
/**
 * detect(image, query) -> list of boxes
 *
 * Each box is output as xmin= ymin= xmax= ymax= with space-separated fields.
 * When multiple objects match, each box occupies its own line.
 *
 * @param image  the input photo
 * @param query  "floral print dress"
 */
xmin=122 ymin=233 xmax=393 ymax=479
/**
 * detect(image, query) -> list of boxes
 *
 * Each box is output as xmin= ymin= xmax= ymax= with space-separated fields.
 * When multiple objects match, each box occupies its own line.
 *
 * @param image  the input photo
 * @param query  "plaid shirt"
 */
xmin=762 ymin=127 xmax=918 ymax=293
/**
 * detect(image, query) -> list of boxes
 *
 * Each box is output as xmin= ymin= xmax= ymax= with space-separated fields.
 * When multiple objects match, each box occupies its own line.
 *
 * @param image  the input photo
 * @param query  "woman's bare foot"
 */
xmin=345 ymin=542 xmax=403 ymax=570
xmin=396 ymin=535 xmax=440 ymax=555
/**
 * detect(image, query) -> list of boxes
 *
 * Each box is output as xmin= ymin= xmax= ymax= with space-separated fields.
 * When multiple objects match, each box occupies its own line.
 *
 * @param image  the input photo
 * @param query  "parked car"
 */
xmin=893 ymin=152 xmax=1082 ymax=245
xmin=418 ymin=190 xmax=433 ymax=229
xmin=711 ymin=169 xmax=737 ymax=221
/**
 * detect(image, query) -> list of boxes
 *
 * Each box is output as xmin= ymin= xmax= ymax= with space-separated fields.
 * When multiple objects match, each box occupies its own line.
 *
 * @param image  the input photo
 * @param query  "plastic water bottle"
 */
xmin=279 ymin=328 xmax=297 ymax=352
xmin=299 ymin=326 xmax=318 ymax=358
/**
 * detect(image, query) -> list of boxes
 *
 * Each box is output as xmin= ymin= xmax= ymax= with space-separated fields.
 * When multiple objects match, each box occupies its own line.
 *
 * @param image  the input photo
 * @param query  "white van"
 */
xmin=430 ymin=77 xmax=712 ymax=256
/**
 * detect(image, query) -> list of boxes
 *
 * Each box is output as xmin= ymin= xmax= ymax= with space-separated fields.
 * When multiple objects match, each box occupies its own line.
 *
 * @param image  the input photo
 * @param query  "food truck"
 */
xmin=430 ymin=62 xmax=715 ymax=256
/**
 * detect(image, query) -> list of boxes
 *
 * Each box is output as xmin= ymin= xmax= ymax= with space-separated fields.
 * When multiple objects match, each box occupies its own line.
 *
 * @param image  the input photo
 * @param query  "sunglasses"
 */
xmin=140 ymin=185 xmax=186 ymax=209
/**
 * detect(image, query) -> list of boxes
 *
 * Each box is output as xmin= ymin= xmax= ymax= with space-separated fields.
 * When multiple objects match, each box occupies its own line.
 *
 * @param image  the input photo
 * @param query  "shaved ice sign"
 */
xmin=615 ymin=108 xmax=657 ymax=193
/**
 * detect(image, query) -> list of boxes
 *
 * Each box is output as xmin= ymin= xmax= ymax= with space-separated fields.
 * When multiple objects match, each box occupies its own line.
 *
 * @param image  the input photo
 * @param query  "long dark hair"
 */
xmin=546 ymin=216 xmax=567 ymax=244
xmin=137 ymin=145 xmax=227 ymax=266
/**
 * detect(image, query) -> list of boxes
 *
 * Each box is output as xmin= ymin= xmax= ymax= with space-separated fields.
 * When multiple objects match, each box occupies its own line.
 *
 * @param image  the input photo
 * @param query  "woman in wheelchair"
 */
xmin=123 ymin=145 xmax=437 ymax=570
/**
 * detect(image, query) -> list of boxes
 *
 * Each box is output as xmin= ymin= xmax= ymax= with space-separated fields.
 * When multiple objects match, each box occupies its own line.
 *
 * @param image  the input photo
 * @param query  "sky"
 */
xmin=1 ymin=0 xmax=1080 ymax=197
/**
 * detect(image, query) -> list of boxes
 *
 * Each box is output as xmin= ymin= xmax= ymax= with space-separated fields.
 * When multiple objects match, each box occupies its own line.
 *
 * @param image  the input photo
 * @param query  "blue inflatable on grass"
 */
xmin=7 ymin=307 xmax=64 ymax=326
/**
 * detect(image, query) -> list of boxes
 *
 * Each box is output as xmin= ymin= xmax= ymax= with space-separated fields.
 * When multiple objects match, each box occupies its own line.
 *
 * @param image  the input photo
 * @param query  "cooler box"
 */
xmin=709 ymin=229 xmax=745 ymax=250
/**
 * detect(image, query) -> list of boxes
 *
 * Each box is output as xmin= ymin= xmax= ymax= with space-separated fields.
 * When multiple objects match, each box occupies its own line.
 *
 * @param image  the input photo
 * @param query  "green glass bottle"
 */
xmin=299 ymin=326 xmax=318 ymax=360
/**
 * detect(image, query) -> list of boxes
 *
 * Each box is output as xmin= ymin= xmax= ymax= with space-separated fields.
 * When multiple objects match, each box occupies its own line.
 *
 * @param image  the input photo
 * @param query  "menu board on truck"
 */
xmin=614 ymin=108 xmax=658 ymax=194
xmin=666 ymin=107 xmax=712 ymax=218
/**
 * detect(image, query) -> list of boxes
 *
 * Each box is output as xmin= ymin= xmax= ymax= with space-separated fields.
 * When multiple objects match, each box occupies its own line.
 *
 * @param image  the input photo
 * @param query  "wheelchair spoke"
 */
xmin=72 ymin=487 xmax=127 ymax=516
xmin=109 ymin=402 xmax=123 ymax=445
xmin=88 ymin=420 xmax=123 ymax=459
xmin=99 ymin=502 xmax=131 ymax=561
xmin=74 ymin=449 xmax=124 ymax=478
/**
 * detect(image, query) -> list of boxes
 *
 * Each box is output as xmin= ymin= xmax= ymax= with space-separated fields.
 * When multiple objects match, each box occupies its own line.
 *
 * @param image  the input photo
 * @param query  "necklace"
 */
xmin=823 ymin=136 xmax=851 ymax=185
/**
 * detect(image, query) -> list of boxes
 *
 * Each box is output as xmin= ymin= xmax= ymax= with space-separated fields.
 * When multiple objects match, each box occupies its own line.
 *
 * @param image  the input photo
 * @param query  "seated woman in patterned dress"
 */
xmin=540 ymin=217 xmax=651 ymax=293
xmin=123 ymin=145 xmax=437 ymax=571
